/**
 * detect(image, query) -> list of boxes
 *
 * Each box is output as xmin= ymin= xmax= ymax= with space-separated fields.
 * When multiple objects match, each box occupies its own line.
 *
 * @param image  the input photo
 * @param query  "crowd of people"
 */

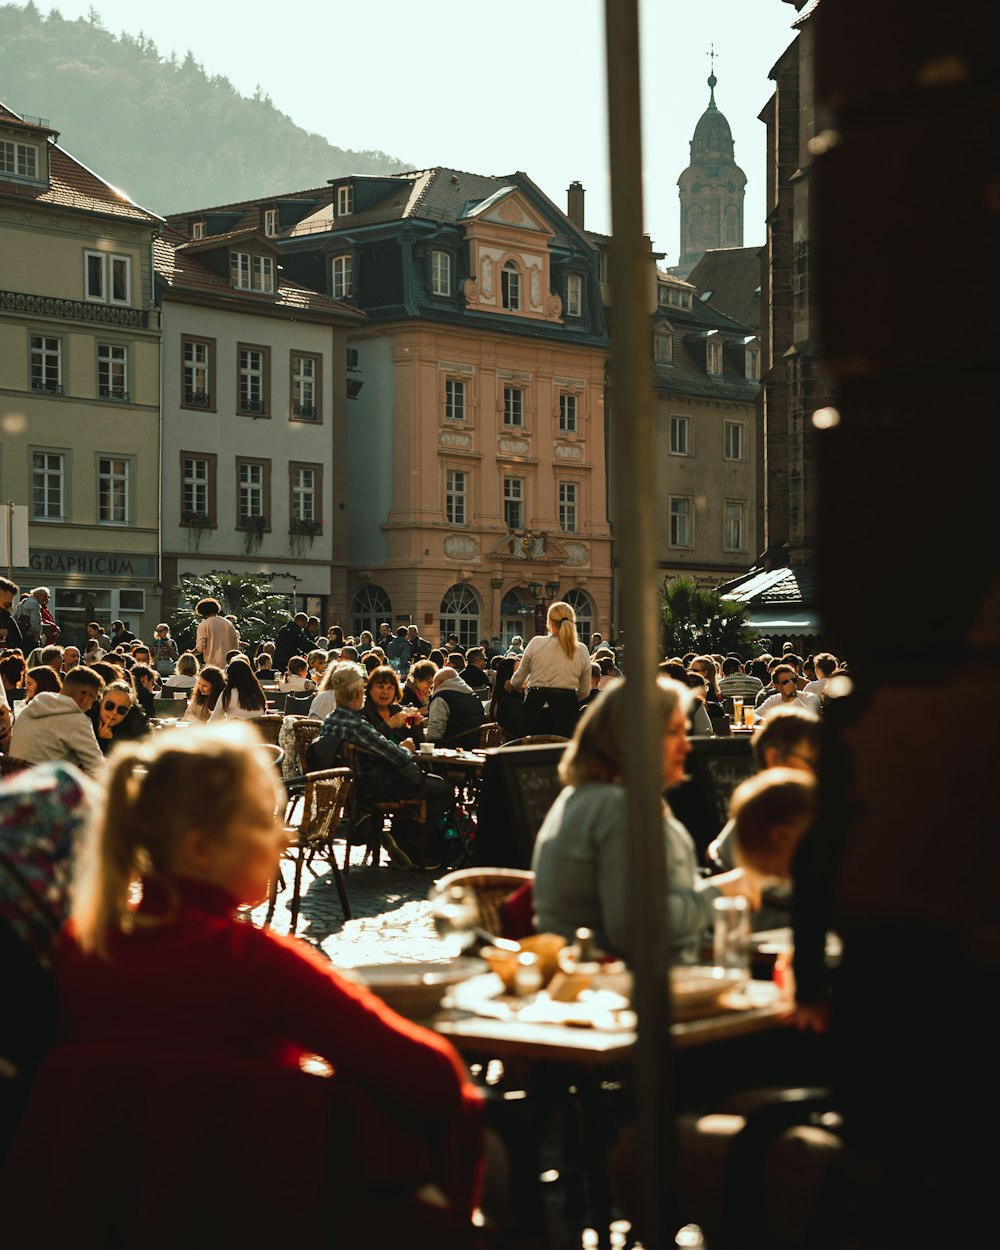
xmin=0 ymin=569 xmax=849 ymax=1243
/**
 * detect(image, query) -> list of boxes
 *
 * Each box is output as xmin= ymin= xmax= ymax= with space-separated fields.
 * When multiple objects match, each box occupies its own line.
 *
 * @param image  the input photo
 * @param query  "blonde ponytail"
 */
xmin=548 ymin=601 xmax=578 ymax=659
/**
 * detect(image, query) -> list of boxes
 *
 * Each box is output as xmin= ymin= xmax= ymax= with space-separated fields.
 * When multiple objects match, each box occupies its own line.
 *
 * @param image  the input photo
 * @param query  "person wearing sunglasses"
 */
xmin=752 ymin=663 xmax=821 ymax=724
xmin=87 ymin=680 xmax=150 ymax=755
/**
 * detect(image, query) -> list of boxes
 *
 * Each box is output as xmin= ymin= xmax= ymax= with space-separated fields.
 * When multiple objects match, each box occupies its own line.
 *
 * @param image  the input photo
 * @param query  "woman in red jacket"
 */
xmin=6 ymin=722 xmax=483 ymax=1247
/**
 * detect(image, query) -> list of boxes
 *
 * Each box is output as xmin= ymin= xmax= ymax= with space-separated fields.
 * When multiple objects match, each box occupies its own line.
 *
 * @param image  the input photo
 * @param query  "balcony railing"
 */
xmin=1 ymin=289 xmax=152 ymax=328
xmin=292 ymin=402 xmax=317 ymax=420
xmin=30 ymin=379 xmax=63 ymax=395
xmin=184 ymin=389 xmax=211 ymax=408
xmin=239 ymin=398 xmax=267 ymax=417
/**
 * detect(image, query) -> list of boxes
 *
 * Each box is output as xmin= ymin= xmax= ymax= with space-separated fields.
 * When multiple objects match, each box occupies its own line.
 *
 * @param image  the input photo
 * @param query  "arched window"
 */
xmin=725 ymin=206 xmax=739 ymax=244
xmin=500 ymin=588 xmax=534 ymax=648
xmin=563 ymin=588 xmax=594 ymax=647
xmin=350 ymin=584 xmax=391 ymax=639
xmin=688 ymin=208 xmax=702 ymax=245
xmin=501 ymin=261 xmax=521 ymax=311
xmin=440 ymin=584 xmax=480 ymax=650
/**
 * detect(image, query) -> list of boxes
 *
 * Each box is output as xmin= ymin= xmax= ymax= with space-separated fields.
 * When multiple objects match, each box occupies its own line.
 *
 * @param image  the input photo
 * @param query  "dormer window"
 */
xmin=431 ymin=250 xmax=451 ymax=297
xmin=501 ymin=261 xmax=521 ymax=311
xmin=191 ymin=221 xmax=205 ymax=240
xmin=706 ymin=336 xmax=723 ymax=376
xmin=745 ymin=344 xmax=761 ymax=381
xmin=230 ymin=252 xmax=275 ymax=293
xmin=1 ymin=138 xmax=38 ymax=181
xmin=566 ymin=274 xmax=582 ymax=318
xmin=332 ymin=254 xmax=353 ymax=299
xmin=654 ymin=332 xmax=672 ymax=365
xmin=337 ymin=185 xmax=353 ymax=216
xmin=263 ymin=209 xmax=278 ymax=238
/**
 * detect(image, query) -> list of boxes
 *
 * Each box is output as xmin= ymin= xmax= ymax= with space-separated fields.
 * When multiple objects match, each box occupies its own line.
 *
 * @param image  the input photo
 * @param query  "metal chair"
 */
xmin=265 ymin=767 xmax=353 ymax=934
xmin=340 ymin=740 xmax=428 ymax=871
xmin=284 ymin=691 xmax=316 ymax=717
xmin=480 ymin=721 xmax=505 ymax=749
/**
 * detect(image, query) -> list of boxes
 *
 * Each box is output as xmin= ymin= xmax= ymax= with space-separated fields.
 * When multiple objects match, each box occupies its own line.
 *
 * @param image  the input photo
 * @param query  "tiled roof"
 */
xmin=720 ymin=561 xmax=818 ymax=607
xmin=178 ymin=226 xmax=278 ymax=253
xmin=154 ymin=228 xmax=364 ymax=319
xmin=687 ymin=247 xmax=763 ymax=332
xmin=652 ymin=291 xmax=758 ymax=402
xmin=0 ymin=103 xmax=160 ymax=224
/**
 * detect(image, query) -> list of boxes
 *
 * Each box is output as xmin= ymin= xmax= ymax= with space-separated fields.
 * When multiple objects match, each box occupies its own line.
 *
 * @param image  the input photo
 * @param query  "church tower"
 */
xmin=676 ymin=68 xmax=747 ymax=277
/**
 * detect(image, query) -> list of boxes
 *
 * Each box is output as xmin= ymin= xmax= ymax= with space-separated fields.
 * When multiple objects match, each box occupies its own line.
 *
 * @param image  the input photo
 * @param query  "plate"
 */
xmin=670 ymin=965 xmax=745 ymax=1010
xmin=356 ymin=957 xmax=485 ymax=1019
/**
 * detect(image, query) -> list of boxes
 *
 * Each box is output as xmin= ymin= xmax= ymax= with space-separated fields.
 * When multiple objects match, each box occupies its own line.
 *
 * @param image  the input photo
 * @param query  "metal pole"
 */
xmin=605 ymin=3 xmax=676 ymax=1248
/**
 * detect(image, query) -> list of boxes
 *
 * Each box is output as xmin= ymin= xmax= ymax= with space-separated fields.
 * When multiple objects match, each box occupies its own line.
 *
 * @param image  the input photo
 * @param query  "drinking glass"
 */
xmin=732 ymin=697 xmax=743 ymax=726
xmin=713 ymin=896 xmax=750 ymax=994
xmin=743 ymin=706 xmax=755 ymax=728
xmin=427 ymin=881 xmax=479 ymax=956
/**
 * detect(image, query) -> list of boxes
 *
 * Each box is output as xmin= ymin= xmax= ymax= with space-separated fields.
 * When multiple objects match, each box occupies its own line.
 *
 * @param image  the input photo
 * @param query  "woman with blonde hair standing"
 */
xmin=507 ymin=600 xmax=591 ymax=739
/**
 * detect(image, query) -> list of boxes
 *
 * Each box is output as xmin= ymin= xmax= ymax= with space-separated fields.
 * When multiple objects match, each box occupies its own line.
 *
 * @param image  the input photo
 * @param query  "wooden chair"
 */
xmin=248 ymin=713 xmax=285 ymax=746
xmin=0 ymin=754 xmax=32 ymax=779
xmin=290 ymin=718 xmax=323 ymax=777
xmin=265 ymin=767 xmax=353 ymax=934
xmin=480 ymin=721 xmax=505 ymax=749
xmin=258 ymin=743 xmax=284 ymax=773
xmin=341 ymin=740 xmax=428 ymax=871
xmin=432 ymin=866 xmax=534 ymax=944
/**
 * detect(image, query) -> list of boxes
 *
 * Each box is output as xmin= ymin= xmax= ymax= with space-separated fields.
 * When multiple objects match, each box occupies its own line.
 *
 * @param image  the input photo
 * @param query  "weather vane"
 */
xmin=708 ymin=44 xmax=717 ymax=76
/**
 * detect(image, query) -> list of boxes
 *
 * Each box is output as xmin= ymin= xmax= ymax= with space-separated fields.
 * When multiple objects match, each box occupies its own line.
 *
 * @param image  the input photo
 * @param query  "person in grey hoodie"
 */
xmin=9 ymin=666 xmax=105 ymax=776
xmin=424 ymin=667 xmax=484 ymax=747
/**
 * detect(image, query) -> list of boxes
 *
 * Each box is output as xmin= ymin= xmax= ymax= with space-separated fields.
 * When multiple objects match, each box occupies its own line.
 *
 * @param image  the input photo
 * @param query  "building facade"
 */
xmin=0 ymin=104 xmax=162 ymax=647
xmin=154 ymin=224 xmax=364 ymax=624
xmin=170 ymin=170 xmax=613 ymax=647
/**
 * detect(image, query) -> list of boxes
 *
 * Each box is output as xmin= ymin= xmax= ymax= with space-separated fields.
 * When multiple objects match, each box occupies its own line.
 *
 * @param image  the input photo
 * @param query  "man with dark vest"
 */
xmin=425 ymin=666 xmax=484 ymax=748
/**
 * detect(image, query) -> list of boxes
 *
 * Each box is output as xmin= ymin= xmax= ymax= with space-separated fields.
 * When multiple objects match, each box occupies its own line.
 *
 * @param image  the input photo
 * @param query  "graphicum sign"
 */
xmin=25 ymin=550 xmax=158 ymax=579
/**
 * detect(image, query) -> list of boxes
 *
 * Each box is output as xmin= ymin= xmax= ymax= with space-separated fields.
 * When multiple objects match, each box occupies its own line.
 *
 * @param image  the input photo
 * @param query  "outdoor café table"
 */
xmin=414 ymin=746 xmax=486 ymax=808
xmin=432 ymin=978 xmax=791 ymax=1247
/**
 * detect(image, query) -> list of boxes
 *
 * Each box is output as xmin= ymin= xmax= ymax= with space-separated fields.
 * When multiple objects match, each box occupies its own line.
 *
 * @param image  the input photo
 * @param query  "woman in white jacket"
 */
xmin=209 ymin=658 xmax=268 ymax=722
xmin=508 ymin=601 xmax=591 ymax=740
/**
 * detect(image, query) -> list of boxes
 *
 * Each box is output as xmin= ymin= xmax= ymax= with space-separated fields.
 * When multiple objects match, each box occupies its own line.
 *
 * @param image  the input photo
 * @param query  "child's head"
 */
xmin=729 ymin=768 xmax=817 ymax=880
xmin=71 ymin=722 xmax=283 ymax=957
xmin=287 ymin=656 xmax=308 ymax=677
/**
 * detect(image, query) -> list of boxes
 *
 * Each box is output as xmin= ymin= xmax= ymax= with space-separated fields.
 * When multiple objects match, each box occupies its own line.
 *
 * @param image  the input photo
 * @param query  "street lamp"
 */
xmin=527 ymin=580 xmax=561 ymax=637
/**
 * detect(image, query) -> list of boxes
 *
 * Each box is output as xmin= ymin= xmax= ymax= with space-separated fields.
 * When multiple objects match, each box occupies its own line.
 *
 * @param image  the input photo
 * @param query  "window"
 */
xmin=180 ymin=452 xmax=217 ymax=527
xmin=503 ymin=476 xmax=524 ymax=531
xmin=599 ymin=250 xmax=611 ymax=285
xmin=724 ymin=421 xmax=745 ymax=461
xmin=263 ymin=208 xmax=278 ymax=237
xmin=440 ymin=584 xmax=480 ymax=650
xmin=1 ymin=139 xmax=38 ymax=180
xmin=707 ymin=337 xmax=723 ymax=376
xmin=445 ymin=469 xmax=467 ymax=526
xmin=431 ymin=251 xmax=451 ymax=296
xmin=724 ymin=500 xmax=746 ymax=552
xmin=85 ymin=251 xmax=131 ymax=305
xmin=558 ymin=482 xmax=578 ymax=533
xmin=230 ymin=252 xmax=275 ymax=293
xmin=236 ymin=458 xmax=271 ymax=529
xmin=670 ymin=415 xmax=690 ymax=456
xmin=688 ymin=208 xmax=702 ymax=244
xmin=726 ymin=205 xmax=739 ymax=244
xmin=97 ymin=456 xmax=129 ymax=525
xmin=237 ymin=344 xmax=269 ymax=417
xmin=191 ymin=221 xmax=205 ymax=240
xmin=503 ymin=385 xmax=524 ymax=427
xmin=501 ymin=261 xmax=520 ymax=311
xmin=563 ymin=588 xmax=593 ymax=647
xmin=445 ymin=378 xmax=466 ymax=422
xmin=291 ymin=352 xmax=321 ymax=421
xmin=350 ymin=584 xmax=391 ymax=639
xmin=654 ymin=333 xmax=673 ymax=364
xmin=559 ymin=392 xmax=577 ymax=433
xmin=30 ymin=335 xmax=62 ymax=394
xmin=746 ymin=346 xmax=760 ymax=381
xmin=332 ymin=254 xmax=353 ymax=299
xmin=670 ymin=496 xmax=691 ymax=548
xmin=290 ymin=463 xmax=322 ymax=528
xmin=182 ymin=336 xmax=214 ymax=409
xmin=337 ymin=185 xmax=354 ymax=216
xmin=566 ymin=274 xmax=582 ymax=318
xmin=98 ymin=343 xmax=128 ymax=401
xmin=32 ymin=451 xmax=64 ymax=521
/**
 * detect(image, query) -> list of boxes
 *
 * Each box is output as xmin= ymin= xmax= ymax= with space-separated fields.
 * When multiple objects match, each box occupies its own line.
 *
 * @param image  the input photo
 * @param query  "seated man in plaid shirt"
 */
xmin=307 ymin=663 xmax=449 ymax=870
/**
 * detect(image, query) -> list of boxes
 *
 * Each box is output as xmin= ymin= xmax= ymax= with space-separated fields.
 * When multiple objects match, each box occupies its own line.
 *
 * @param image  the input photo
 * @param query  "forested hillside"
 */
xmin=0 ymin=2 xmax=408 ymax=213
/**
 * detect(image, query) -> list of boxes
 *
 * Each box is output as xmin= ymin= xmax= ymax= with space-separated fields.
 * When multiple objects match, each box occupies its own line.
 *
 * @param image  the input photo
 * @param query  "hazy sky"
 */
xmin=51 ymin=0 xmax=798 ymax=261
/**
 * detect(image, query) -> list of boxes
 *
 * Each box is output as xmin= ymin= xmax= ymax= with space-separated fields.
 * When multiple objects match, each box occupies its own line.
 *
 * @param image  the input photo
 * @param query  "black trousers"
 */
xmin=522 ymin=687 xmax=579 ymax=740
